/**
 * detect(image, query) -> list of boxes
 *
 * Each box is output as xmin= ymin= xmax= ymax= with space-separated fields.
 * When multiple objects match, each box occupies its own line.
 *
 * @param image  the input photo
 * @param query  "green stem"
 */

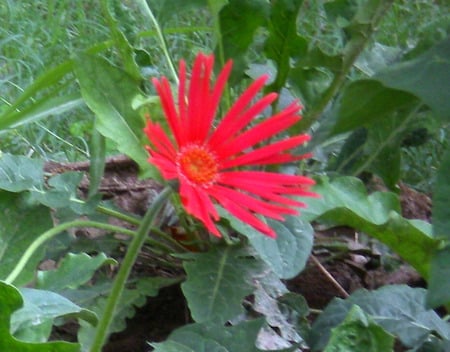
xmin=4 ymin=221 xmax=136 ymax=285
xmin=89 ymin=186 xmax=173 ymax=352
xmin=298 ymin=0 xmax=393 ymax=131
xmin=136 ymin=0 xmax=179 ymax=84
xmin=96 ymin=204 xmax=141 ymax=225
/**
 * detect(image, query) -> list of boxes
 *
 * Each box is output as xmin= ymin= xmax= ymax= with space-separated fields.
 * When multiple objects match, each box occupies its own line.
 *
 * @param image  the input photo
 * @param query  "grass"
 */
xmin=0 ymin=0 xmax=448 ymax=190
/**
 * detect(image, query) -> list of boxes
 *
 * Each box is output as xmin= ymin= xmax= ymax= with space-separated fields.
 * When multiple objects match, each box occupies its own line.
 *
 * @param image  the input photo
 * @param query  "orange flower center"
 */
xmin=177 ymin=144 xmax=219 ymax=187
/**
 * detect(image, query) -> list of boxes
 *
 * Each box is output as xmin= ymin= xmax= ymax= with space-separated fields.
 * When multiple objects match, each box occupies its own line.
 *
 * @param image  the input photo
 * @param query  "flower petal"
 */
xmin=221 ymin=134 xmax=311 ymax=169
xmin=179 ymin=182 xmax=221 ymax=237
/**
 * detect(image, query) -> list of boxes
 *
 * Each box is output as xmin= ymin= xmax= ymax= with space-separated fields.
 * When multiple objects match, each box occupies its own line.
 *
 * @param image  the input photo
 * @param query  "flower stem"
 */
xmin=89 ymin=186 xmax=173 ymax=352
xmin=4 ymin=221 xmax=136 ymax=285
xmin=135 ymin=0 xmax=179 ymax=84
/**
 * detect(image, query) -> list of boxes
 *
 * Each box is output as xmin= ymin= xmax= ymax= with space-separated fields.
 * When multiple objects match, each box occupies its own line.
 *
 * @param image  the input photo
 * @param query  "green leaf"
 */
xmin=308 ymin=285 xmax=450 ymax=350
xmin=427 ymin=148 xmax=450 ymax=308
xmin=427 ymin=247 xmax=450 ymax=308
xmin=264 ymin=0 xmax=307 ymax=93
xmin=152 ymin=319 xmax=270 ymax=352
xmin=11 ymin=287 xmax=96 ymax=343
xmin=0 ymin=61 xmax=73 ymax=126
xmin=252 ymin=272 xmax=306 ymax=344
xmin=181 ymin=245 xmax=263 ymax=323
xmin=36 ymin=252 xmax=116 ymax=291
xmin=432 ymin=147 xmax=450 ymax=239
xmin=324 ymin=305 xmax=394 ymax=352
xmin=0 ymin=192 xmax=53 ymax=286
xmin=0 ymin=93 xmax=84 ymax=130
xmin=219 ymin=208 xmax=313 ymax=279
xmin=301 ymin=176 xmax=437 ymax=277
xmin=30 ymin=172 xmax=83 ymax=209
xmin=331 ymin=80 xmax=415 ymax=135
xmin=218 ymin=0 xmax=269 ymax=82
xmin=375 ymin=38 xmax=450 ymax=121
xmin=0 ymin=281 xmax=80 ymax=351
xmin=0 ymin=154 xmax=43 ymax=192
xmin=77 ymin=276 xmax=179 ymax=348
xmin=88 ymin=126 xmax=106 ymax=198
xmin=101 ymin=0 xmax=141 ymax=80
xmin=74 ymin=53 xmax=155 ymax=178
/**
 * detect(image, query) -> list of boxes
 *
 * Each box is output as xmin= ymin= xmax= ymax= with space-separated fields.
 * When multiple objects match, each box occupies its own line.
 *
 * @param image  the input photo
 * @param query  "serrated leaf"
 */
xmin=0 ymin=192 xmax=53 ymax=286
xmin=324 ymin=305 xmax=395 ymax=352
xmin=181 ymin=245 xmax=263 ymax=323
xmin=0 ymin=281 xmax=80 ymax=351
xmin=36 ymin=252 xmax=116 ymax=291
xmin=74 ymin=53 xmax=155 ymax=178
xmin=152 ymin=319 xmax=269 ymax=352
xmin=219 ymin=208 xmax=313 ymax=279
xmin=252 ymin=272 xmax=304 ymax=343
xmin=77 ymin=276 xmax=179 ymax=349
xmin=11 ymin=287 xmax=96 ymax=343
xmin=30 ymin=171 xmax=83 ymax=209
xmin=0 ymin=154 xmax=43 ymax=192
xmin=375 ymin=38 xmax=450 ymax=121
xmin=301 ymin=176 xmax=437 ymax=277
xmin=308 ymin=285 xmax=450 ymax=350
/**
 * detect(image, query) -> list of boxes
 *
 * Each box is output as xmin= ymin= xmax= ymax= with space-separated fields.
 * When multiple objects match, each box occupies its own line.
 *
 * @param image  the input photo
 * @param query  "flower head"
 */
xmin=144 ymin=53 xmax=316 ymax=238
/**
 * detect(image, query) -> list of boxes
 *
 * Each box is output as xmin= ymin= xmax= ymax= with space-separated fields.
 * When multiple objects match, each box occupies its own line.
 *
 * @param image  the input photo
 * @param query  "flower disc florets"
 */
xmin=176 ymin=144 xmax=219 ymax=187
xmin=144 ymin=52 xmax=317 ymax=238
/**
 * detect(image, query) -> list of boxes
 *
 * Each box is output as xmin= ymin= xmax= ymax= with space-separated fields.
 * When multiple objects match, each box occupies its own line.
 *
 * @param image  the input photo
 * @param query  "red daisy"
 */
xmin=144 ymin=53 xmax=316 ymax=238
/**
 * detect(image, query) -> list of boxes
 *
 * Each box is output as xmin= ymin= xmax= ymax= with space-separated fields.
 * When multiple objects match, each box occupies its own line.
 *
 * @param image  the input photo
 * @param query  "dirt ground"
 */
xmin=45 ymin=156 xmax=432 ymax=351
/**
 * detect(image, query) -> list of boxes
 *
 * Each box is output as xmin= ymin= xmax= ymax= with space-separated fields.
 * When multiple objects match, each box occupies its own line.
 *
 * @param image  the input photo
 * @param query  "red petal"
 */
xmin=152 ymin=77 xmax=183 ymax=146
xmin=218 ymin=101 xmax=302 ymax=158
xmin=179 ymin=182 xmax=221 ymax=237
xmin=222 ymin=134 xmax=311 ymax=169
xmin=209 ymin=76 xmax=271 ymax=148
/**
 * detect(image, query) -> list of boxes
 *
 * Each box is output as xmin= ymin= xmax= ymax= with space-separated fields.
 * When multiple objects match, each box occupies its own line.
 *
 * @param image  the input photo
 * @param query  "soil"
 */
xmin=45 ymin=156 xmax=432 ymax=351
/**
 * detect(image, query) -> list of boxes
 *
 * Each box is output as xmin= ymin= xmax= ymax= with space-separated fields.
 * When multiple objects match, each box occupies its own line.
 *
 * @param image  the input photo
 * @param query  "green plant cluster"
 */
xmin=0 ymin=0 xmax=449 ymax=351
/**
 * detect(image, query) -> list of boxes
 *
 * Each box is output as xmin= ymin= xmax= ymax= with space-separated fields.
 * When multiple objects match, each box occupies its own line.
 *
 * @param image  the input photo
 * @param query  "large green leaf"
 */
xmin=36 ymin=252 xmax=116 ymax=291
xmin=152 ymin=319 xmax=296 ymax=352
xmin=0 ymin=281 xmax=80 ymax=351
xmin=219 ymin=208 xmax=313 ymax=279
xmin=432 ymin=147 xmax=450 ymax=239
xmin=308 ymin=285 xmax=450 ymax=350
xmin=427 ymin=147 xmax=450 ymax=307
xmin=74 ymin=53 xmax=155 ymax=178
xmin=331 ymin=80 xmax=415 ymax=135
xmin=301 ymin=176 xmax=438 ymax=277
xmin=264 ymin=0 xmax=306 ymax=93
xmin=375 ymin=38 xmax=450 ymax=121
xmin=324 ymin=305 xmax=395 ymax=352
xmin=218 ymin=0 xmax=269 ymax=82
xmin=0 ymin=154 xmax=43 ymax=192
xmin=12 ymin=288 xmax=96 ymax=343
xmin=0 ymin=192 xmax=53 ymax=286
xmin=181 ymin=245 xmax=264 ymax=323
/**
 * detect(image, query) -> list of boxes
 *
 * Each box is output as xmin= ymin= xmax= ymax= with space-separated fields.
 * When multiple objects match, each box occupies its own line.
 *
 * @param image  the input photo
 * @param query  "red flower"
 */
xmin=144 ymin=53 xmax=316 ymax=238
